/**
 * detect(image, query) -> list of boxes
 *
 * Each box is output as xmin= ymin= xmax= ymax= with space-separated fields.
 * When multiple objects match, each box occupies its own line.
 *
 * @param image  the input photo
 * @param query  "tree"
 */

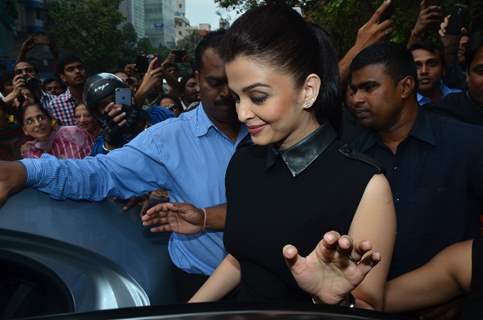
xmin=215 ymin=0 xmax=461 ymax=55
xmin=176 ymin=30 xmax=203 ymax=59
xmin=46 ymin=0 xmax=141 ymax=73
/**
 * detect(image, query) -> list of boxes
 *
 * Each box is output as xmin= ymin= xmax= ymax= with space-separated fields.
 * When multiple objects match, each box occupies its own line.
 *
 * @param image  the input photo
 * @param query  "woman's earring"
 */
xmin=303 ymin=100 xmax=313 ymax=109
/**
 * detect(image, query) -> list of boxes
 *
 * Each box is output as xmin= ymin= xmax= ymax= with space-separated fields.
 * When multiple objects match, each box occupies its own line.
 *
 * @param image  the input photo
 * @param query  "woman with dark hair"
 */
xmin=189 ymin=5 xmax=395 ymax=309
xmin=74 ymin=103 xmax=101 ymax=146
xmin=19 ymin=103 xmax=92 ymax=159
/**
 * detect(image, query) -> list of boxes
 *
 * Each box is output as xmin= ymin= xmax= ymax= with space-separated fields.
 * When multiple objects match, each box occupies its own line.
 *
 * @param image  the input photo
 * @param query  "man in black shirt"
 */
xmin=347 ymin=42 xmax=483 ymax=279
xmin=430 ymin=32 xmax=483 ymax=126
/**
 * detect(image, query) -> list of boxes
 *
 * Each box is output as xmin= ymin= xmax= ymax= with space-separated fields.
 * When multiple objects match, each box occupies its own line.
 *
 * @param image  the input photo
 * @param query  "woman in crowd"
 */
xmin=19 ymin=103 xmax=92 ymax=159
xmin=189 ymin=4 xmax=395 ymax=309
xmin=74 ymin=103 xmax=101 ymax=147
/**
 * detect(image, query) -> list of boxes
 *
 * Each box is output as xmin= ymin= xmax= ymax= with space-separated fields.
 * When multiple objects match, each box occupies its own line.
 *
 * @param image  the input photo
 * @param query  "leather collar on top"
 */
xmin=266 ymin=121 xmax=337 ymax=177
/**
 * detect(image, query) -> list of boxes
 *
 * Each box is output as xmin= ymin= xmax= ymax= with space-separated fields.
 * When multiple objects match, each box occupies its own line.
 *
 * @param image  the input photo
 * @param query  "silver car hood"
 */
xmin=0 ymin=229 xmax=149 ymax=311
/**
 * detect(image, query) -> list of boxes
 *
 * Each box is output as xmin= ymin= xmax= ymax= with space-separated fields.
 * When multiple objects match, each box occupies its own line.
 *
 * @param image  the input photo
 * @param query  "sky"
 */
xmin=185 ymin=0 xmax=241 ymax=29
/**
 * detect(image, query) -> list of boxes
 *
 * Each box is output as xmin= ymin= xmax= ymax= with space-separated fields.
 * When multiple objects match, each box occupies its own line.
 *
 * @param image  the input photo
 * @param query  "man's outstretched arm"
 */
xmin=0 ymin=127 xmax=170 ymax=205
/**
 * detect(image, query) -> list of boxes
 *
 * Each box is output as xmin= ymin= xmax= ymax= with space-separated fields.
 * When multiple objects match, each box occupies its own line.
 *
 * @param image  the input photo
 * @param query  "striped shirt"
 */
xmin=21 ymin=126 xmax=92 ymax=159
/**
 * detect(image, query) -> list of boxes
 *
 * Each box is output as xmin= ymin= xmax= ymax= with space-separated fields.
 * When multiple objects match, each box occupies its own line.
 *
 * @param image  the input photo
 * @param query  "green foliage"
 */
xmin=176 ymin=30 xmax=203 ymax=59
xmin=46 ymin=0 xmax=141 ymax=73
xmin=215 ymin=0 xmax=463 ymax=56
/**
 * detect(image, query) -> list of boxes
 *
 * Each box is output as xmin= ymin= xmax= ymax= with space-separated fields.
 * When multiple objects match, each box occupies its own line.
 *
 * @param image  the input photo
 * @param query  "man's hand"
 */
xmin=283 ymin=231 xmax=380 ymax=305
xmin=2 ymin=75 xmax=26 ymax=106
xmin=353 ymin=0 xmax=394 ymax=51
xmin=104 ymin=102 xmax=127 ymax=127
xmin=20 ymin=36 xmax=36 ymax=53
xmin=141 ymin=202 xmax=204 ymax=234
xmin=0 ymin=161 xmax=28 ymax=207
xmin=134 ymin=58 xmax=163 ymax=106
xmin=411 ymin=1 xmax=442 ymax=38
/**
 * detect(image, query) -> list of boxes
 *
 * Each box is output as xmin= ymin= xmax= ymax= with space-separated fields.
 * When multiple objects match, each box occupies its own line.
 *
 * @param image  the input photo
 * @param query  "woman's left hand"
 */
xmin=283 ymin=231 xmax=380 ymax=305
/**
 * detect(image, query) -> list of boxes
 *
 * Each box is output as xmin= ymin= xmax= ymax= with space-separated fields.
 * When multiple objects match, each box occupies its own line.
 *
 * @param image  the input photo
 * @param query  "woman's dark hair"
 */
xmin=220 ymin=4 xmax=342 ymax=132
xmin=17 ymin=103 xmax=51 ymax=127
xmin=466 ymin=31 xmax=483 ymax=71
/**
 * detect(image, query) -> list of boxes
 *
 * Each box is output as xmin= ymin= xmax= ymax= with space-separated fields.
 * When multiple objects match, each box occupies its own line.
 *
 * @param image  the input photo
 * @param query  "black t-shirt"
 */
xmin=429 ymin=91 xmax=483 ymax=127
xmin=223 ymin=127 xmax=380 ymax=303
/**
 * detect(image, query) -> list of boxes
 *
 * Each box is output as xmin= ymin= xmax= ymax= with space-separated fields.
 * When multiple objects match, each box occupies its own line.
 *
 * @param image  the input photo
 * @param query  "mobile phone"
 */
xmin=135 ymin=55 xmax=148 ymax=74
xmin=172 ymin=50 xmax=187 ymax=63
xmin=379 ymin=0 xmax=395 ymax=23
xmin=115 ymin=87 xmax=132 ymax=107
xmin=447 ymin=4 xmax=469 ymax=35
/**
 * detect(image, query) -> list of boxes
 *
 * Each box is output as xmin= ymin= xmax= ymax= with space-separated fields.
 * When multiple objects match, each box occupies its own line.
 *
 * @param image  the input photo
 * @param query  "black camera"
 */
xmin=23 ymin=76 xmax=41 ymax=93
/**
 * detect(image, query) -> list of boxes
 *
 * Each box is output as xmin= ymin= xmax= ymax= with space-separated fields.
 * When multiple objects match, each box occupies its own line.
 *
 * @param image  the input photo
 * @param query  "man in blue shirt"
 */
xmin=409 ymin=42 xmax=460 ymax=106
xmin=347 ymin=42 xmax=483 ymax=279
xmin=0 ymin=30 xmax=247 ymax=302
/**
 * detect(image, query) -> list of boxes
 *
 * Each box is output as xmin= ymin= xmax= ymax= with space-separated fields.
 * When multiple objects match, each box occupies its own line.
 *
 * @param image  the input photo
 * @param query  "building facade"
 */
xmin=119 ymin=0 xmax=145 ymax=39
xmin=174 ymin=0 xmax=190 ymax=44
xmin=144 ymin=0 xmax=176 ymax=49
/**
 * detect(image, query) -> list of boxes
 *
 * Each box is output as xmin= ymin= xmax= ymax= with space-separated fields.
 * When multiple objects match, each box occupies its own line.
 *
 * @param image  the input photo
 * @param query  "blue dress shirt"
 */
xmin=21 ymin=105 xmax=248 ymax=275
xmin=417 ymin=81 xmax=461 ymax=106
xmin=351 ymin=109 xmax=483 ymax=279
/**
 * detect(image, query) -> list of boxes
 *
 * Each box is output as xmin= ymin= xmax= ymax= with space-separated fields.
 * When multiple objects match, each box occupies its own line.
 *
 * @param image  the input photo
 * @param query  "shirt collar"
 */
xmin=408 ymin=109 xmax=436 ymax=146
xmin=193 ymin=103 xmax=214 ymax=137
xmin=358 ymin=109 xmax=436 ymax=153
xmin=417 ymin=81 xmax=461 ymax=105
xmin=265 ymin=121 xmax=337 ymax=177
xmin=193 ymin=103 xmax=249 ymax=144
xmin=59 ymin=88 xmax=74 ymax=102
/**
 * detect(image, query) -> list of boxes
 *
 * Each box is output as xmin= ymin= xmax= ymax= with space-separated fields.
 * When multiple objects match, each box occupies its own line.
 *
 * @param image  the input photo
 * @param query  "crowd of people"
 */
xmin=1 ymin=0 xmax=483 ymax=318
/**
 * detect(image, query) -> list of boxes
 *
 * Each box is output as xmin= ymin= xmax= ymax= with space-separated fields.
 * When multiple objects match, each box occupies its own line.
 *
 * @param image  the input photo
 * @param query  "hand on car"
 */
xmin=283 ymin=231 xmax=380 ymax=305
xmin=141 ymin=202 xmax=204 ymax=234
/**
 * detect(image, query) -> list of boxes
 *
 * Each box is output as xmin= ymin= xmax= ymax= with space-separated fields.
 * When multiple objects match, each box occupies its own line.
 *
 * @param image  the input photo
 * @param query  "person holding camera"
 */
xmin=1 ymin=61 xmax=53 ymax=111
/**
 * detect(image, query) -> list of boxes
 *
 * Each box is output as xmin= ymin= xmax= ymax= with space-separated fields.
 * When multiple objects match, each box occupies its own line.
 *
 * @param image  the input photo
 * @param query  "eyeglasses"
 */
xmin=15 ymin=67 xmax=35 ymax=75
xmin=23 ymin=114 xmax=49 ymax=126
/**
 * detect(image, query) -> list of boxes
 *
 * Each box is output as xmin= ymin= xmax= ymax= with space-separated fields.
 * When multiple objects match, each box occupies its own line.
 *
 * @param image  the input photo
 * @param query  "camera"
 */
xmin=23 ymin=76 xmax=41 ymax=93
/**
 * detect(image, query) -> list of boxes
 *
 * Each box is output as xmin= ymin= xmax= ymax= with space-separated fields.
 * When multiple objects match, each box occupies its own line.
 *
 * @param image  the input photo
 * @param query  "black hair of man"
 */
xmin=193 ymin=30 xmax=226 ymax=72
xmin=180 ymin=73 xmax=195 ymax=90
xmin=42 ymin=77 xmax=65 ymax=91
xmin=408 ymin=42 xmax=446 ymax=66
xmin=350 ymin=42 xmax=418 ymax=93
xmin=14 ymin=60 xmax=37 ymax=73
xmin=56 ymin=53 xmax=83 ymax=76
xmin=465 ymin=31 xmax=483 ymax=70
